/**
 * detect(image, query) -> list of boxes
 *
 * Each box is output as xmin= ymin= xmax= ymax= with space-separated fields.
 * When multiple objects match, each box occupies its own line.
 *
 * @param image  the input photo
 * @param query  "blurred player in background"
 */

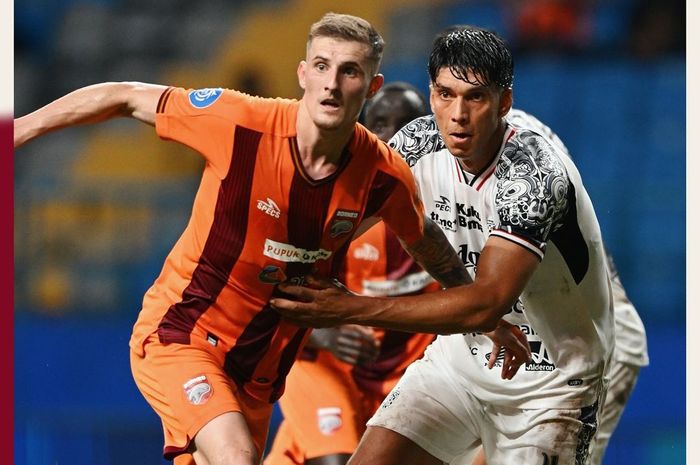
xmin=589 ymin=253 xmax=648 ymax=465
xmin=394 ymin=111 xmax=648 ymax=465
xmin=14 ymin=13 xmax=531 ymax=465
xmin=264 ymin=82 xmax=437 ymax=465
xmin=272 ymin=25 xmax=616 ymax=465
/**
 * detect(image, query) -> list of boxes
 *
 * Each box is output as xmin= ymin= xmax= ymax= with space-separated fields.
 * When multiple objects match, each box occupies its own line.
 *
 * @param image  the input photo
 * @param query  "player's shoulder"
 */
xmin=165 ymin=87 xmax=298 ymax=135
xmin=352 ymin=125 xmax=418 ymax=187
xmin=499 ymin=126 xmax=569 ymax=184
xmin=490 ymin=128 xmax=572 ymax=246
xmin=388 ymin=115 xmax=445 ymax=168
xmin=354 ymin=123 xmax=401 ymax=163
xmin=506 ymin=108 xmax=570 ymax=157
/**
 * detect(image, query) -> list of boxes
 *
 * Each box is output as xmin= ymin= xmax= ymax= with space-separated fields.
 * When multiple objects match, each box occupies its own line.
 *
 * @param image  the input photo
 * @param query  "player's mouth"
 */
xmin=449 ymin=131 xmax=472 ymax=143
xmin=321 ymin=99 xmax=341 ymax=110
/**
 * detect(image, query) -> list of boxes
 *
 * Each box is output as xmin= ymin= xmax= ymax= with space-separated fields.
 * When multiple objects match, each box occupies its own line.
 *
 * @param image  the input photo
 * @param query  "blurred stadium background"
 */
xmin=14 ymin=0 xmax=685 ymax=464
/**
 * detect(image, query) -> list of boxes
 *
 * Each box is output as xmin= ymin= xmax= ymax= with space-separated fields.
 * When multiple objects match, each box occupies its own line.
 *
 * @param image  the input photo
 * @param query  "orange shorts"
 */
xmin=264 ymin=355 xmax=385 ymax=465
xmin=131 ymin=332 xmax=273 ymax=462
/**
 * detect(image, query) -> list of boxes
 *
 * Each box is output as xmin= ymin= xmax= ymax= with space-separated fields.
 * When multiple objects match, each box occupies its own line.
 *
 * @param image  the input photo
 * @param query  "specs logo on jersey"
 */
xmin=353 ymin=243 xmax=379 ymax=261
xmin=434 ymin=196 xmax=451 ymax=212
xmin=317 ymin=407 xmax=343 ymax=436
xmin=258 ymin=265 xmax=287 ymax=284
xmin=263 ymin=239 xmax=332 ymax=263
xmin=183 ymin=375 xmax=213 ymax=405
xmin=188 ymin=88 xmax=223 ymax=108
xmin=257 ymin=198 xmax=281 ymax=218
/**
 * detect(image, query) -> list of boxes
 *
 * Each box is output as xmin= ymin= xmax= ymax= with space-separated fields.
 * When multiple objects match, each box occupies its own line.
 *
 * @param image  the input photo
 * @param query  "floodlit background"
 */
xmin=14 ymin=1 xmax=685 ymax=464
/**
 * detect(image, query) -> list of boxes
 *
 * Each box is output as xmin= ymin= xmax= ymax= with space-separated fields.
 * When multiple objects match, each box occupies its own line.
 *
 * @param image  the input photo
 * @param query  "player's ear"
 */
xmin=366 ymin=74 xmax=384 ymax=98
xmin=297 ymin=61 xmax=307 ymax=90
xmin=428 ymin=84 xmax=437 ymax=113
xmin=498 ymin=88 xmax=513 ymax=117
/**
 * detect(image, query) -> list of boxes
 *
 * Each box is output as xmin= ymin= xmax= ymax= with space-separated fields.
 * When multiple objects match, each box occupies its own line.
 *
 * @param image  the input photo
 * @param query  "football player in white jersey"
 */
xmin=390 ymin=111 xmax=648 ymax=465
xmin=272 ymin=26 xmax=615 ymax=465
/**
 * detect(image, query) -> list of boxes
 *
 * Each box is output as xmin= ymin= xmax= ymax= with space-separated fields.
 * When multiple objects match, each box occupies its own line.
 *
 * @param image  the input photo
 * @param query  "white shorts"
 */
xmin=367 ymin=354 xmax=599 ymax=465
xmin=589 ymin=361 xmax=641 ymax=465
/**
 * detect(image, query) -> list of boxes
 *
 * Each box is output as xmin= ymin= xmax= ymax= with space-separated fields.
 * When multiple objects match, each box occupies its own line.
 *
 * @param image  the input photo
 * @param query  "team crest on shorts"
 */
xmin=317 ymin=407 xmax=343 ymax=436
xmin=183 ymin=375 xmax=213 ymax=405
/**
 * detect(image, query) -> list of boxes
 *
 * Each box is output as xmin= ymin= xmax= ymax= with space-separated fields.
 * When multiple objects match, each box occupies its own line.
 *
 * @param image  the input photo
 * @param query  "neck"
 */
xmin=295 ymin=104 xmax=355 ymax=179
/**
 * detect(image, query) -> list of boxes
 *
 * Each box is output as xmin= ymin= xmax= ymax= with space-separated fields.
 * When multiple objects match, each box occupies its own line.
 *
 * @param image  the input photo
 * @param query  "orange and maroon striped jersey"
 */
xmin=128 ymin=87 xmax=425 ymax=403
xmin=344 ymin=222 xmax=438 ymax=396
xmin=301 ymin=222 xmax=438 ymax=397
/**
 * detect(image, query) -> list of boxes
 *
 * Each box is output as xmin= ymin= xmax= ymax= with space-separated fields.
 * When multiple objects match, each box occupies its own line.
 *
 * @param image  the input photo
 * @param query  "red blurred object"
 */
xmin=512 ymin=0 xmax=591 ymax=51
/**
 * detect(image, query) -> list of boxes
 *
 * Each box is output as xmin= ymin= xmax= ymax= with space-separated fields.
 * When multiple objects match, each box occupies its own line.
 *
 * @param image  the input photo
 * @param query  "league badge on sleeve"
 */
xmin=188 ymin=88 xmax=223 ymax=108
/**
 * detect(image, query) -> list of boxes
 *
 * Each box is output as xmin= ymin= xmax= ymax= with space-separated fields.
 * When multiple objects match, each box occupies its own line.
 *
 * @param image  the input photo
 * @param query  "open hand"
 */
xmin=483 ymin=319 xmax=532 ymax=380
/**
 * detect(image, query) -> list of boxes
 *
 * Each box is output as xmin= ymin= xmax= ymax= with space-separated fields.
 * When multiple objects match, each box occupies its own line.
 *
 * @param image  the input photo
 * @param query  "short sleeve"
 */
xmin=155 ymin=87 xmax=242 ymax=175
xmin=490 ymin=132 xmax=570 ymax=259
xmin=388 ymin=115 xmax=445 ymax=168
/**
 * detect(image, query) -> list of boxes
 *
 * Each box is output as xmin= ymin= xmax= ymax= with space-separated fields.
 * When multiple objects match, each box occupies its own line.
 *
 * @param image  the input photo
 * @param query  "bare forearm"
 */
xmin=353 ymin=239 xmax=538 ymax=333
xmin=332 ymin=284 xmax=502 ymax=334
xmin=403 ymin=217 xmax=472 ymax=288
xmin=14 ymin=82 xmax=164 ymax=147
xmin=272 ymin=237 xmax=538 ymax=335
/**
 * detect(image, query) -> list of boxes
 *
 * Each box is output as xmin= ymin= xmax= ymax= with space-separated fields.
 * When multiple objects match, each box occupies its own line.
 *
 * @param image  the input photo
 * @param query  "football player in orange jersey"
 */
xmin=264 ymin=83 xmax=438 ymax=465
xmin=14 ymin=14 xmax=530 ymax=465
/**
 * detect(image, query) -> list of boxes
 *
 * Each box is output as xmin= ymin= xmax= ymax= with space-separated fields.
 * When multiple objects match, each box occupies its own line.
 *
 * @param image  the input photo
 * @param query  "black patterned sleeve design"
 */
xmin=493 ymin=131 xmax=570 ymax=251
xmin=388 ymin=115 xmax=446 ymax=167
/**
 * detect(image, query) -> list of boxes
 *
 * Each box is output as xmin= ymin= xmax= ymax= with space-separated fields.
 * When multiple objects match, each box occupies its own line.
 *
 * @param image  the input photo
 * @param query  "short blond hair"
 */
xmin=307 ymin=12 xmax=384 ymax=74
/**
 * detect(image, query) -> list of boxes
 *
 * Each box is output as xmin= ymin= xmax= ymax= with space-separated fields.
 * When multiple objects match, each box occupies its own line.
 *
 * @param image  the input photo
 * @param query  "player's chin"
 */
xmin=447 ymin=145 xmax=473 ymax=160
xmin=314 ymin=114 xmax=346 ymax=131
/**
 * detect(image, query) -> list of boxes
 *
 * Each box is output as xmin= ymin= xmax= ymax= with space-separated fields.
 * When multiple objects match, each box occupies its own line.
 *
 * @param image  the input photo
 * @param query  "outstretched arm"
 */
xmin=272 ymin=236 xmax=536 ymax=377
xmin=273 ymin=236 xmax=537 ymax=333
xmin=14 ymin=81 xmax=167 ymax=148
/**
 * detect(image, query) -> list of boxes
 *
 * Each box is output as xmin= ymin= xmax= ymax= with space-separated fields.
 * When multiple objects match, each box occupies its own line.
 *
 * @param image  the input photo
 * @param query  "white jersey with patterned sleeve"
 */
xmin=503 ymin=110 xmax=648 ymax=368
xmin=390 ymin=111 xmax=616 ymax=409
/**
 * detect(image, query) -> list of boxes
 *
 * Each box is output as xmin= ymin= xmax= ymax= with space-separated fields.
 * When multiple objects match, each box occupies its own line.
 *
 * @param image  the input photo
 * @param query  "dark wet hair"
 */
xmin=428 ymin=25 xmax=513 ymax=89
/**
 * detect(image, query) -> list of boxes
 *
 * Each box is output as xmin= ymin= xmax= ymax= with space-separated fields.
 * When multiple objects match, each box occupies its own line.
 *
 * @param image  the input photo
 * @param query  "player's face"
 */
xmin=298 ymin=37 xmax=383 ymax=132
xmin=430 ymin=67 xmax=511 ymax=165
xmin=365 ymin=92 xmax=420 ymax=142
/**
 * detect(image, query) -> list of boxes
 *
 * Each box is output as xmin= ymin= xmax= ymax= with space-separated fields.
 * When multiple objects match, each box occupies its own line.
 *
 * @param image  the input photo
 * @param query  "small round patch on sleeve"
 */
xmin=188 ymin=88 xmax=223 ymax=108
xmin=183 ymin=375 xmax=213 ymax=405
